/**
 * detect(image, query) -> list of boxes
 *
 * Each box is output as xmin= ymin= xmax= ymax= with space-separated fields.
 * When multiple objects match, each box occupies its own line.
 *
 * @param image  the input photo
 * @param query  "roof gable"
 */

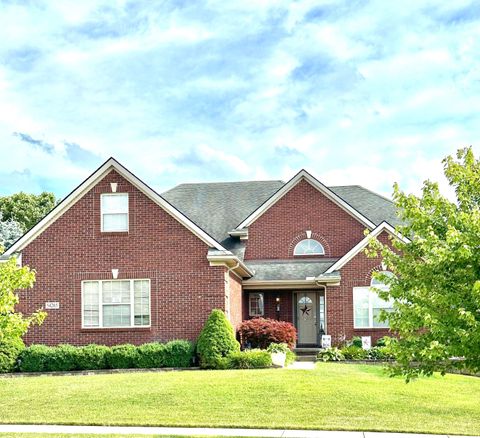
xmin=4 ymin=158 xmax=227 ymax=255
xmin=236 ymin=170 xmax=376 ymax=230
xmin=325 ymin=221 xmax=409 ymax=274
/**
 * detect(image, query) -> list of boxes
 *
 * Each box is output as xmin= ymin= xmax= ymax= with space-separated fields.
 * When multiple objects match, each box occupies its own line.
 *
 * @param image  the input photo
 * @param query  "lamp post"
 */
xmin=275 ymin=296 xmax=281 ymax=320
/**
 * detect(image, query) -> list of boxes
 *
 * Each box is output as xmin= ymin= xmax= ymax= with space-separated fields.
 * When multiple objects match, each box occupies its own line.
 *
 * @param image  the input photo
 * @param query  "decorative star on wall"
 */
xmin=301 ymin=305 xmax=311 ymax=316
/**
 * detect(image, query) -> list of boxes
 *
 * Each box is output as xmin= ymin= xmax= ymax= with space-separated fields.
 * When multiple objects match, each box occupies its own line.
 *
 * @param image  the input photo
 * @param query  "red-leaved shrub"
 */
xmin=238 ymin=318 xmax=297 ymax=349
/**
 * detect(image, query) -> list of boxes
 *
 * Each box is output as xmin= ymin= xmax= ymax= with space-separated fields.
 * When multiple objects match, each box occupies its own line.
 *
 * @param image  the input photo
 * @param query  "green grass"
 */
xmin=0 ymin=363 xmax=479 ymax=435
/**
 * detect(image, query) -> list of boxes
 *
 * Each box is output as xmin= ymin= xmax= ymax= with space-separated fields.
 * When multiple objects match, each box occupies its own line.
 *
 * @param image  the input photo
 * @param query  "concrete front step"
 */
xmin=294 ymin=347 xmax=321 ymax=354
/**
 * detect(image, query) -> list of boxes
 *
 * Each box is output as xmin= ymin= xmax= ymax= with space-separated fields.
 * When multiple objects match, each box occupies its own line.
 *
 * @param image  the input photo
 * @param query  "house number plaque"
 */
xmin=45 ymin=301 xmax=60 ymax=310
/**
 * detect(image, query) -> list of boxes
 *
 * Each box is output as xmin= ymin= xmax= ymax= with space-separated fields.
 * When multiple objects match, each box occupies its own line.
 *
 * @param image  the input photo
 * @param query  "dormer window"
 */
xmin=294 ymin=239 xmax=325 ymax=256
xmin=101 ymin=193 xmax=129 ymax=232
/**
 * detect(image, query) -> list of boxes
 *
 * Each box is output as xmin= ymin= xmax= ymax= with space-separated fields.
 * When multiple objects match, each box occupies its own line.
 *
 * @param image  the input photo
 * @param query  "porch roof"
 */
xmin=244 ymin=259 xmax=337 ymax=281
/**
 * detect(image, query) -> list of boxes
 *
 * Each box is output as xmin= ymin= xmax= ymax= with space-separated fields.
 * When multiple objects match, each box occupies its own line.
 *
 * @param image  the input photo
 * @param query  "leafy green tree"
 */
xmin=0 ymin=192 xmax=57 ymax=232
xmin=0 ymin=257 xmax=46 ymax=344
xmin=367 ymin=147 xmax=480 ymax=380
xmin=0 ymin=214 xmax=23 ymax=252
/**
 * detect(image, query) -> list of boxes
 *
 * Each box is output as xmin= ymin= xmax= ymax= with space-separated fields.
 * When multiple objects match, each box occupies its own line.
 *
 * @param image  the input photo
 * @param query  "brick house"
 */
xmin=2 ymin=158 xmax=406 ymax=347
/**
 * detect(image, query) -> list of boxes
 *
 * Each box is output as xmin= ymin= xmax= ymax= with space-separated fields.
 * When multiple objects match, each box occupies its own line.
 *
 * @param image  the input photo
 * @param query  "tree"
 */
xmin=367 ymin=147 xmax=480 ymax=380
xmin=0 ymin=214 xmax=23 ymax=253
xmin=0 ymin=257 xmax=45 ymax=343
xmin=0 ymin=192 xmax=57 ymax=233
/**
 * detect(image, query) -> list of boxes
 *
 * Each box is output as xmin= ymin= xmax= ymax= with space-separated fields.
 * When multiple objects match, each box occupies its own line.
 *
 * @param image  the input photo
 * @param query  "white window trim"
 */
xmin=353 ymin=286 xmax=392 ymax=329
xmin=248 ymin=292 xmax=264 ymax=317
xmin=293 ymin=239 xmax=325 ymax=256
xmin=81 ymin=279 xmax=151 ymax=329
xmin=100 ymin=193 xmax=129 ymax=233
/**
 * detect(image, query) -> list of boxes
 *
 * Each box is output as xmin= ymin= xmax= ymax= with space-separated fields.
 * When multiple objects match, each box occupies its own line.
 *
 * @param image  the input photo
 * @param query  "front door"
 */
xmin=296 ymin=292 xmax=318 ymax=346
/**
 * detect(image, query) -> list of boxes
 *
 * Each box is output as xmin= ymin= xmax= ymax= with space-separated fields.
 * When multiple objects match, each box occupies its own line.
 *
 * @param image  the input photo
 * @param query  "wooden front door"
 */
xmin=296 ymin=291 xmax=318 ymax=346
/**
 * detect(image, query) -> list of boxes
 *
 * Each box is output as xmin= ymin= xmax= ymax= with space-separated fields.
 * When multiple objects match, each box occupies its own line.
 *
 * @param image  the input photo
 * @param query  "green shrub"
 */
xmin=196 ymin=309 xmax=240 ymax=369
xmin=341 ymin=345 xmax=368 ymax=360
xmin=18 ymin=344 xmax=53 ymax=372
xmin=317 ymin=347 xmax=345 ymax=362
xmin=349 ymin=336 xmax=363 ymax=348
xmin=227 ymin=349 xmax=272 ymax=369
xmin=163 ymin=340 xmax=194 ymax=368
xmin=285 ymin=349 xmax=296 ymax=366
xmin=76 ymin=344 xmax=111 ymax=370
xmin=266 ymin=342 xmax=290 ymax=354
xmin=106 ymin=344 xmax=138 ymax=369
xmin=135 ymin=342 xmax=166 ymax=368
xmin=375 ymin=336 xmax=390 ymax=347
xmin=0 ymin=338 xmax=24 ymax=373
xmin=47 ymin=344 xmax=79 ymax=371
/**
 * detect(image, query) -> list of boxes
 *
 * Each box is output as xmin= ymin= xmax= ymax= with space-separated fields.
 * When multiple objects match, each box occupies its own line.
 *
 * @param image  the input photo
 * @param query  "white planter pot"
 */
xmin=271 ymin=352 xmax=287 ymax=368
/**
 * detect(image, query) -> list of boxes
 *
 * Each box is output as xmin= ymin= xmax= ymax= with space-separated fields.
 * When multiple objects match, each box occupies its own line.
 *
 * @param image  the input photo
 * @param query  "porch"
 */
xmin=243 ymin=289 xmax=327 ymax=348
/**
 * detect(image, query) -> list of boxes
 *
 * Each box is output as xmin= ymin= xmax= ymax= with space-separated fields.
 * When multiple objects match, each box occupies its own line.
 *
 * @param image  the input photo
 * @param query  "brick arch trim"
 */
xmin=365 ymin=264 xmax=390 ymax=286
xmin=288 ymin=232 xmax=331 ymax=257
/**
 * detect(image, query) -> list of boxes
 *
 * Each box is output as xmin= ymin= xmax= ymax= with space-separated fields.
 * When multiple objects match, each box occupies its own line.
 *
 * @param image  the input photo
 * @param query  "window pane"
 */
xmin=134 ymin=280 xmax=150 ymax=326
xmin=354 ymin=288 xmax=370 ymax=328
xmin=103 ymin=281 xmax=130 ymax=304
xmin=83 ymin=281 xmax=99 ymax=327
xmin=103 ymin=304 xmax=131 ymax=327
xmin=103 ymin=213 xmax=128 ymax=232
xmin=294 ymin=239 xmax=324 ymax=255
xmin=249 ymin=293 xmax=264 ymax=316
xmin=372 ymin=292 xmax=393 ymax=328
xmin=101 ymin=194 xmax=128 ymax=213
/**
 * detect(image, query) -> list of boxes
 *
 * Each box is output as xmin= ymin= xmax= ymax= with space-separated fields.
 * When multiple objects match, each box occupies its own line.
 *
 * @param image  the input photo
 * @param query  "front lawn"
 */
xmin=0 ymin=363 xmax=479 ymax=435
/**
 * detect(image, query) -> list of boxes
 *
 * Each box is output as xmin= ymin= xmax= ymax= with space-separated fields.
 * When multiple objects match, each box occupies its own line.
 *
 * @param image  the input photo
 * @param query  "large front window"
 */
xmin=82 ymin=279 xmax=150 ymax=328
xmin=353 ymin=272 xmax=394 ymax=328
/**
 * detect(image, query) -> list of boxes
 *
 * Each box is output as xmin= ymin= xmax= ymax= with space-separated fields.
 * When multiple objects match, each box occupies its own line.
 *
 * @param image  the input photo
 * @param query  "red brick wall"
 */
xmin=326 ymin=231 xmax=393 ymax=346
xmin=242 ymin=290 xmax=294 ymax=322
xmin=244 ymin=179 xmax=366 ymax=260
xmin=228 ymin=273 xmax=243 ymax=330
xmin=18 ymin=169 xmax=226 ymax=346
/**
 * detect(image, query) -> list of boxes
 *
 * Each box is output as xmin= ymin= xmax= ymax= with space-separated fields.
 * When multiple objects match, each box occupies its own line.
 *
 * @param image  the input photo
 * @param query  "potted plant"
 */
xmin=267 ymin=343 xmax=289 ymax=368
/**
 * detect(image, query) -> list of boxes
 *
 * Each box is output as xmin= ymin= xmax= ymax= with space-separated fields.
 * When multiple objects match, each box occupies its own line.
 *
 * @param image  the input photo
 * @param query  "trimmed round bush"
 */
xmin=18 ymin=344 xmax=54 ymax=372
xmin=196 ymin=309 xmax=240 ymax=369
xmin=76 ymin=344 xmax=111 ymax=370
xmin=0 ymin=338 xmax=25 ymax=373
xmin=135 ymin=343 xmax=166 ymax=368
xmin=163 ymin=340 xmax=194 ymax=368
xmin=238 ymin=318 xmax=297 ymax=349
xmin=227 ymin=349 xmax=272 ymax=369
xmin=47 ymin=344 xmax=79 ymax=371
xmin=106 ymin=344 xmax=138 ymax=369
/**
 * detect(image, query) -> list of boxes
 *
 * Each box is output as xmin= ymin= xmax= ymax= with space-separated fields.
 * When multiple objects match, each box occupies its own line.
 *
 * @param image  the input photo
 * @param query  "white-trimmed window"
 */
xmin=249 ymin=292 xmax=264 ymax=317
xmin=353 ymin=272 xmax=394 ymax=328
xmin=101 ymin=193 xmax=129 ymax=232
xmin=82 ymin=279 xmax=150 ymax=328
xmin=294 ymin=239 xmax=325 ymax=256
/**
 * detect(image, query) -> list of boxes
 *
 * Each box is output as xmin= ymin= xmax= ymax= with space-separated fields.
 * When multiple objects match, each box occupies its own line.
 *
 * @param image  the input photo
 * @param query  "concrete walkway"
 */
xmin=286 ymin=361 xmax=316 ymax=370
xmin=0 ymin=424 xmax=476 ymax=437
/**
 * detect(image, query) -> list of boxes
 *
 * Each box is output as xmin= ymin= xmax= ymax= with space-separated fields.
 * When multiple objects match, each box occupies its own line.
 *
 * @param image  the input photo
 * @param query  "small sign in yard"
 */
xmin=321 ymin=335 xmax=331 ymax=348
xmin=45 ymin=301 xmax=60 ymax=310
xmin=362 ymin=336 xmax=371 ymax=350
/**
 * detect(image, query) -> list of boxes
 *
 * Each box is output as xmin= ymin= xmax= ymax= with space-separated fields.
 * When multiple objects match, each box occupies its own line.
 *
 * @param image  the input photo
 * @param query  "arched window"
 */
xmin=370 ymin=271 xmax=394 ymax=289
xmin=293 ymin=239 xmax=325 ymax=256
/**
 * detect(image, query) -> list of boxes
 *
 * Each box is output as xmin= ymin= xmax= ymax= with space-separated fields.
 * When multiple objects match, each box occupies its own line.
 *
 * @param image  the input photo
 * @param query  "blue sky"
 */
xmin=0 ymin=0 xmax=479 ymax=199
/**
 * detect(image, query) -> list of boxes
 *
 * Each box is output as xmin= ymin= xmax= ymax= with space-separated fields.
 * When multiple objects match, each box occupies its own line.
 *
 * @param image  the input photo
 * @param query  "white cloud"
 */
xmin=0 ymin=0 xmax=479 ymax=199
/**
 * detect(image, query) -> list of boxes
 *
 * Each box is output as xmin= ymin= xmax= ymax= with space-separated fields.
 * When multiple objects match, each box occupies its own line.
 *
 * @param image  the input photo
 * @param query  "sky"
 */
xmin=0 ymin=0 xmax=479 ymax=199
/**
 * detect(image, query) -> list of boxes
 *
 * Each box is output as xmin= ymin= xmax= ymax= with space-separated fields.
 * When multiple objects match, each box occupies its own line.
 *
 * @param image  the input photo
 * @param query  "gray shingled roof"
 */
xmin=162 ymin=180 xmax=284 ymax=245
xmin=243 ymin=259 xmax=336 ymax=281
xmin=162 ymin=180 xmax=400 ymax=246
